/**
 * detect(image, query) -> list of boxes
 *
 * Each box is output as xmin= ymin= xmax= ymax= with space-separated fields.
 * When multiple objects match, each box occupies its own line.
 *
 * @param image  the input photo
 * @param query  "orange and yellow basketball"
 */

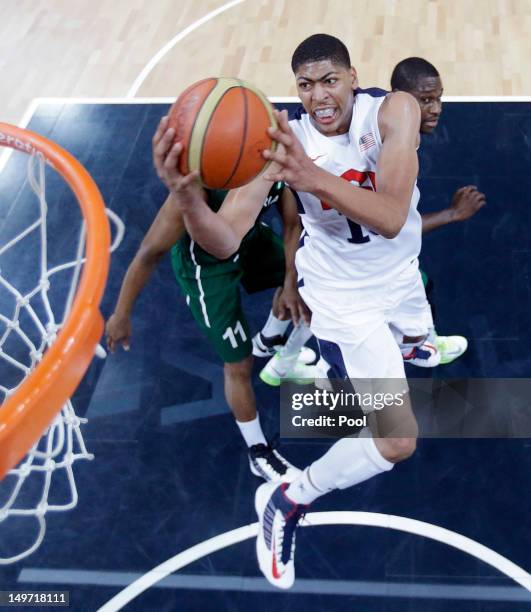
xmin=168 ymin=77 xmax=277 ymax=190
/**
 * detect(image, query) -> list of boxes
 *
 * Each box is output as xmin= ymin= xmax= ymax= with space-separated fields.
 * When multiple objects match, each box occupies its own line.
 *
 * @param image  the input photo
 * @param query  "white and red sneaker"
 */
xmin=402 ymin=341 xmax=441 ymax=368
xmin=255 ymin=481 xmax=307 ymax=589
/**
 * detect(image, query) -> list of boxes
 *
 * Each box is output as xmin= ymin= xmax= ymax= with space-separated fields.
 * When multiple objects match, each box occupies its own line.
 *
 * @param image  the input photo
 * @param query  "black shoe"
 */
xmin=248 ymin=443 xmax=301 ymax=482
xmin=252 ymin=332 xmax=287 ymax=358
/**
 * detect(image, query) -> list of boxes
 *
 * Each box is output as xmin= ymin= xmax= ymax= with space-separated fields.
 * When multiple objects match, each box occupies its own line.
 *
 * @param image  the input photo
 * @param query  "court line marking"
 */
xmin=97 ymin=511 xmax=531 ymax=611
xmin=18 ymin=569 xmax=531 ymax=601
xmin=126 ymin=0 xmax=247 ymax=98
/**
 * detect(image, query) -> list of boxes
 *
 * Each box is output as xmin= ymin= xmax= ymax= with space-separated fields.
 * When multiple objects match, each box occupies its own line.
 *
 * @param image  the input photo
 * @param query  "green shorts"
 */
xmin=171 ymin=223 xmax=285 ymax=363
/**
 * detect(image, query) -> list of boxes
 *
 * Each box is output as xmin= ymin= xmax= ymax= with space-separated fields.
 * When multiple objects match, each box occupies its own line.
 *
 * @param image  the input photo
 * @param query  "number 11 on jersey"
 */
xmin=222 ymin=321 xmax=247 ymax=348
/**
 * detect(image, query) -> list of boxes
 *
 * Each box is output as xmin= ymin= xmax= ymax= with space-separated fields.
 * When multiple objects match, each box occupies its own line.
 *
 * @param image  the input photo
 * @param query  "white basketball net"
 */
xmin=0 ymin=147 xmax=124 ymax=564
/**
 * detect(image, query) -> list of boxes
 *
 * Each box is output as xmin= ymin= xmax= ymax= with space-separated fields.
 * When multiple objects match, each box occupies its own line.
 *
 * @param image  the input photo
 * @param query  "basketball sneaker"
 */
xmin=249 ymin=444 xmax=301 ymax=482
xmin=252 ymin=332 xmax=316 ymax=365
xmin=252 ymin=332 xmax=286 ymax=358
xmin=255 ymin=481 xmax=307 ymax=589
xmin=435 ymin=335 xmax=468 ymax=365
xmin=402 ymin=342 xmax=441 ymax=368
xmin=259 ymin=352 xmax=318 ymax=386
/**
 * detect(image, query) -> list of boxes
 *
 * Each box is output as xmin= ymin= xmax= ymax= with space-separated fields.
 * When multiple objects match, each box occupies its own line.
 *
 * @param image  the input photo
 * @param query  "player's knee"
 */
xmin=224 ymin=355 xmax=253 ymax=380
xmin=381 ymin=437 xmax=417 ymax=463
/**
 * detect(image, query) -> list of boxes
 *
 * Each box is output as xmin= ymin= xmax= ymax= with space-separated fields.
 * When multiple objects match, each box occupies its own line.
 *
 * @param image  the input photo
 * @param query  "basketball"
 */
xmin=168 ymin=77 xmax=277 ymax=190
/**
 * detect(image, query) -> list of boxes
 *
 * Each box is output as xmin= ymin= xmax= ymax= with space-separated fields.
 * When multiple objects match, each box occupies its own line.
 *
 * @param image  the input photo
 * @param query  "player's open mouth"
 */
xmin=313 ymin=107 xmax=337 ymax=124
xmin=425 ymin=118 xmax=439 ymax=127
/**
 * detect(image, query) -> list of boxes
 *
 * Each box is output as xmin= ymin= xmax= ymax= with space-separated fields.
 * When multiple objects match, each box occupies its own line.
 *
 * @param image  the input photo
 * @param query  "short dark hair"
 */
xmin=390 ymin=57 xmax=439 ymax=92
xmin=291 ymin=34 xmax=351 ymax=73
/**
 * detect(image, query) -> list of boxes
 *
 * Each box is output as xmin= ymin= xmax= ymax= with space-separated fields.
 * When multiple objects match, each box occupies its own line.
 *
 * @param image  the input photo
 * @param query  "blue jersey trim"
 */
xmin=354 ymin=86 xmax=388 ymax=98
xmin=290 ymin=105 xmax=307 ymax=120
xmin=290 ymin=187 xmax=306 ymax=214
xmin=316 ymin=338 xmax=348 ymax=379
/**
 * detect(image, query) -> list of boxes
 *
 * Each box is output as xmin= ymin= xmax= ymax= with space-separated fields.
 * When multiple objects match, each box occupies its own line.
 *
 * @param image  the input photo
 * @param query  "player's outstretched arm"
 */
xmin=421 ymin=186 xmax=486 ymax=234
xmin=264 ymin=101 xmax=420 ymax=239
xmin=106 ymin=192 xmax=186 ymax=352
xmin=153 ymin=116 xmax=270 ymax=259
xmin=214 ymin=173 xmax=281 ymax=258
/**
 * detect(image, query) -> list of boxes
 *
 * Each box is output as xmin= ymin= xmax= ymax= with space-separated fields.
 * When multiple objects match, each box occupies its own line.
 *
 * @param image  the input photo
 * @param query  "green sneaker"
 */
xmin=259 ymin=353 xmax=317 ymax=386
xmin=435 ymin=335 xmax=468 ymax=365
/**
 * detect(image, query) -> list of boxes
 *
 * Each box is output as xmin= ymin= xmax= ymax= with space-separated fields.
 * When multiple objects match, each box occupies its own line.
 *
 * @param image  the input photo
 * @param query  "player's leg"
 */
xmin=270 ymin=286 xmax=315 ymax=364
xmin=222 ymin=354 xmax=297 ymax=480
xmin=171 ymin=243 xmax=299 ymax=482
xmin=259 ymin=299 xmax=316 ymax=385
xmin=391 ymin=266 xmax=441 ymax=368
xmin=252 ymin=287 xmax=291 ymax=356
xmin=286 ymin=329 xmax=416 ymax=501
xmin=409 ymin=269 xmax=468 ymax=365
xmin=189 ymin=302 xmax=301 ymax=483
xmin=223 ymin=355 xmax=261 ymax=431
xmin=255 ymin=314 xmax=417 ymax=588
xmin=252 ymin=287 xmax=316 ymax=367
xmin=241 ymin=223 xmax=316 ymax=382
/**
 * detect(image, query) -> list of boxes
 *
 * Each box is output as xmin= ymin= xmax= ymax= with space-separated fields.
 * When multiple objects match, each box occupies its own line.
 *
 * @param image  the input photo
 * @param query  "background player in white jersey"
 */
xmin=390 ymin=56 xmax=486 ymax=364
xmin=152 ymin=33 xmax=429 ymax=589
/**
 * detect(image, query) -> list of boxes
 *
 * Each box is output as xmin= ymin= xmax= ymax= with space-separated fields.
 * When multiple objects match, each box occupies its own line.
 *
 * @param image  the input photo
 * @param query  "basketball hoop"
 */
xmin=0 ymin=122 xmax=124 ymax=563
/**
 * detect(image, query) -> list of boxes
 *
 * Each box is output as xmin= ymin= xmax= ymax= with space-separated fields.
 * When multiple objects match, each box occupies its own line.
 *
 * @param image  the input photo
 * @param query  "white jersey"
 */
xmin=290 ymin=87 xmax=421 ymax=291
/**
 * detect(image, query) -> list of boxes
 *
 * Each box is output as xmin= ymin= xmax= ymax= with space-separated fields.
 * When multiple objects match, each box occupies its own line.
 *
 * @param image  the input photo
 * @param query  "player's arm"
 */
xmin=213 ymin=175 xmax=279 ymax=258
xmin=106 ymin=192 xmax=185 ymax=352
xmin=421 ymin=186 xmax=486 ymax=234
xmin=264 ymin=98 xmax=420 ymax=239
xmin=152 ymin=116 xmax=276 ymax=259
xmin=276 ymin=188 xmax=309 ymax=325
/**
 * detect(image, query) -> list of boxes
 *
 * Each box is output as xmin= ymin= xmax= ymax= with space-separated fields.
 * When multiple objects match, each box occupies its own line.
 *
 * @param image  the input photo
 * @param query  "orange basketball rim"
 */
xmin=0 ymin=122 xmax=110 ymax=479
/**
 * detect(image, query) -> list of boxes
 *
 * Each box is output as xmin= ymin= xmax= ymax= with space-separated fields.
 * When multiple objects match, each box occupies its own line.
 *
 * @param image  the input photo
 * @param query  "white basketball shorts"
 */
xmin=298 ymin=259 xmax=433 ymax=380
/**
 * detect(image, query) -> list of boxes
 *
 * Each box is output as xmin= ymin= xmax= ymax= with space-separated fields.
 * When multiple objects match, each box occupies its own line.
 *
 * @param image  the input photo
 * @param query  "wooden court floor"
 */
xmin=1 ymin=0 xmax=531 ymax=126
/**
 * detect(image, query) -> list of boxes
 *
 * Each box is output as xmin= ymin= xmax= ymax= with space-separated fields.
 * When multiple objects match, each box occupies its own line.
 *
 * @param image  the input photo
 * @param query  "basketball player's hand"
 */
xmin=450 ymin=186 xmax=486 ymax=222
xmin=262 ymin=110 xmax=318 ymax=191
xmin=106 ymin=313 xmax=132 ymax=353
xmin=277 ymin=284 xmax=311 ymax=326
xmin=152 ymin=116 xmax=203 ymax=208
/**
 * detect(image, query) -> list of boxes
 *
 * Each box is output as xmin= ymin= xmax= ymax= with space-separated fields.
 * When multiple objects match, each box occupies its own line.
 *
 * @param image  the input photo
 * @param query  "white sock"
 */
xmin=288 ymin=435 xmax=394 ymax=502
xmin=427 ymin=327 xmax=437 ymax=343
xmin=278 ymin=323 xmax=313 ymax=359
xmin=236 ymin=415 xmax=267 ymax=448
xmin=285 ymin=467 xmax=327 ymax=505
xmin=260 ymin=310 xmax=290 ymax=339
